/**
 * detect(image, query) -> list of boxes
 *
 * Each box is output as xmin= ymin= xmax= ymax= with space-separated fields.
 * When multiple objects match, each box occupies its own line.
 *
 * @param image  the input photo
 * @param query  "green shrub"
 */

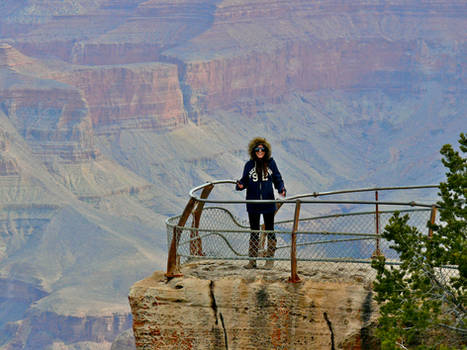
xmin=372 ymin=133 xmax=466 ymax=350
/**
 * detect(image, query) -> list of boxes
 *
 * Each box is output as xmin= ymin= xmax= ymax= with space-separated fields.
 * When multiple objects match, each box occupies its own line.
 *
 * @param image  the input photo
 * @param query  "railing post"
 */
xmin=372 ymin=190 xmax=382 ymax=258
xmin=428 ymin=205 xmax=437 ymax=238
xmin=289 ymin=200 xmax=301 ymax=283
xmin=166 ymin=197 xmax=198 ymax=278
xmin=190 ymin=183 xmax=214 ymax=256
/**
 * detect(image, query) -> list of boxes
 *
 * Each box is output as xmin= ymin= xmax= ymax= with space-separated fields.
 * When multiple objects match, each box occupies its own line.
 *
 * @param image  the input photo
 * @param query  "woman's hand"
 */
xmin=236 ymin=181 xmax=244 ymax=189
xmin=279 ymin=189 xmax=286 ymax=197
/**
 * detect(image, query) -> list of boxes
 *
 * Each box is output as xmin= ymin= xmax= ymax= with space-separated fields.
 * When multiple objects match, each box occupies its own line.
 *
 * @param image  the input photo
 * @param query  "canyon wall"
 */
xmin=4 ymin=0 xmax=465 ymax=122
xmin=167 ymin=0 xmax=466 ymax=118
xmin=49 ymin=64 xmax=187 ymax=132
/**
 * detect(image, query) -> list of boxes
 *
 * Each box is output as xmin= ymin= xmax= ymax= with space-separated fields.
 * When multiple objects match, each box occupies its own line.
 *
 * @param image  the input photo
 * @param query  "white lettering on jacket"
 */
xmin=248 ymin=167 xmax=272 ymax=182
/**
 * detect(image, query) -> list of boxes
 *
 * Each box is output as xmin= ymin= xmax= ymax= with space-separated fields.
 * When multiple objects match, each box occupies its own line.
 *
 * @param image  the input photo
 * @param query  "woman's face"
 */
xmin=254 ymin=144 xmax=266 ymax=159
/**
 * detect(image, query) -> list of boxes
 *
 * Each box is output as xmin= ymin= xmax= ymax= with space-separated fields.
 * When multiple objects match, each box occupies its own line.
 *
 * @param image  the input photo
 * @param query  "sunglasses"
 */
xmin=254 ymin=147 xmax=266 ymax=152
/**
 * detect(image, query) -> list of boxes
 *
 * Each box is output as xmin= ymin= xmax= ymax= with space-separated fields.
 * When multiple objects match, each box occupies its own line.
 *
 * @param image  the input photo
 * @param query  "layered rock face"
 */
xmin=0 ymin=43 xmax=186 ymax=152
xmin=10 ymin=0 xmax=219 ymax=65
xmin=163 ymin=0 xmax=466 ymax=118
xmin=5 ymin=0 xmax=465 ymax=121
xmin=49 ymin=63 xmax=187 ymax=132
xmin=129 ymin=261 xmax=379 ymax=350
xmin=2 ymin=0 xmax=465 ymax=127
xmin=0 ymin=44 xmax=98 ymax=164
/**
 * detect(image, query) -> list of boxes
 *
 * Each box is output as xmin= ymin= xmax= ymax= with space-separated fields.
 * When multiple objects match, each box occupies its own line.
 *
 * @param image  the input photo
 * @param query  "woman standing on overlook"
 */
xmin=236 ymin=137 xmax=286 ymax=269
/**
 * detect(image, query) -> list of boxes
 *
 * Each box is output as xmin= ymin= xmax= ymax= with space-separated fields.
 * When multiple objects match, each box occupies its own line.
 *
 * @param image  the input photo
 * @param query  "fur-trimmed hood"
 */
xmin=248 ymin=137 xmax=271 ymax=160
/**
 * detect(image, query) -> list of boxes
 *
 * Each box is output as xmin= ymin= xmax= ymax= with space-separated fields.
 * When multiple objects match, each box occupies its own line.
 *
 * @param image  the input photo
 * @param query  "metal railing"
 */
xmin=166 ymin=181 xmax=443 ymax=282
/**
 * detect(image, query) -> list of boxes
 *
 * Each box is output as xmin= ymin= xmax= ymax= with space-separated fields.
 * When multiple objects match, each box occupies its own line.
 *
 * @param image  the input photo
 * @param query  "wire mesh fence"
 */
xmin=166 ymin=182 xmax=458 ymax=280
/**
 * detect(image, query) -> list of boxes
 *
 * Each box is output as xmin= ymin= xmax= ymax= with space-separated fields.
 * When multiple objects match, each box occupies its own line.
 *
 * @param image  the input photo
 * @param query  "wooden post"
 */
xmin=166 ymin=197 xmax=198 ymax=278
xmin=428 ymin=205 xmax=437 ymax=238
xmin=289 ymin=200 xmax=301 ymax=283
xmin=190 ymin=184 xmax=214 ymax=256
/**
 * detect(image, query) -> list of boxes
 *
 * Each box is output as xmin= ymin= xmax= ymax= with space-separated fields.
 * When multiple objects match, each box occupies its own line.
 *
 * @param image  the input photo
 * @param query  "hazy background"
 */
xmin=0 ymin=0 xmax=465 ymax=348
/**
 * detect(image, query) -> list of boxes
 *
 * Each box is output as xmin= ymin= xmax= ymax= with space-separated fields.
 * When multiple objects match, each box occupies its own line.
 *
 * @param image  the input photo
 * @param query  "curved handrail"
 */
xmin=189 ymin=180 xmax=439 ymax=198
xmin=189 ymin=180 xmax=439 ymax=207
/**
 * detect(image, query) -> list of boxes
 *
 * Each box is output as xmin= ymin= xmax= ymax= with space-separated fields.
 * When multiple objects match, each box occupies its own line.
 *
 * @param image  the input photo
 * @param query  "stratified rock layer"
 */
xmin=129 ymin=261 xmax=378 ymax=350
xmin=49 ymin=63 xmax=187 ymax=132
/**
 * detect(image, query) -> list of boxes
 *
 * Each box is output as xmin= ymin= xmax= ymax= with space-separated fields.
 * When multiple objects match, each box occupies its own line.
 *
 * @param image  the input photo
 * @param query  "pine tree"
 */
xmin=372 ymin=133 xmax=466 ymax=349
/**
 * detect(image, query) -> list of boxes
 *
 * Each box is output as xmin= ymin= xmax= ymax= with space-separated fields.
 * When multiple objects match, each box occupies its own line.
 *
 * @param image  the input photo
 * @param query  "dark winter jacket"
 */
xmin=236 ymin=137 xmax=286 ymax=214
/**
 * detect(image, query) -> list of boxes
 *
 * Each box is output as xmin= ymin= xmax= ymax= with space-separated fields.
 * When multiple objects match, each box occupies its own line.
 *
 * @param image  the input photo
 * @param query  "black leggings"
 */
xmin=247 ymin=212 xmax=276 ymax=257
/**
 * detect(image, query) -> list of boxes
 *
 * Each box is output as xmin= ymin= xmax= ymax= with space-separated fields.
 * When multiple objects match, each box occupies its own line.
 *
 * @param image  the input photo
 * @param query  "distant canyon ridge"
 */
xmin=0 ymin=1 xmax=465 ymax=349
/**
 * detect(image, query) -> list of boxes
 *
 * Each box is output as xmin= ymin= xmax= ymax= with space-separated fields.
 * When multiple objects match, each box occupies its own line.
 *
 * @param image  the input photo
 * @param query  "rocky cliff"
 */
xmin=164 ymin=0 xmax=466 ymax=119
xmin=4 ymin=0 xmax=465 ymax=121
xmin=129 ymin=261 xmax=379 ymax=350
xmin=48 ymin=63 xmax=187 ymax=132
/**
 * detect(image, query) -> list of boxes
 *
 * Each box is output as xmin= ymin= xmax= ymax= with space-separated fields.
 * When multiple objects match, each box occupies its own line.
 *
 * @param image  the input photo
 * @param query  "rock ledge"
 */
xmin=129 ymin=260 xmax=379 ymax=349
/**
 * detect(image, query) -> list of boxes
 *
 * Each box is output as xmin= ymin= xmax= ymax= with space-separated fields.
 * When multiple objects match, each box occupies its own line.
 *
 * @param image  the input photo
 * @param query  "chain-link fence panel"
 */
xmin=167 ymin=207 xmax=251 ymax=264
